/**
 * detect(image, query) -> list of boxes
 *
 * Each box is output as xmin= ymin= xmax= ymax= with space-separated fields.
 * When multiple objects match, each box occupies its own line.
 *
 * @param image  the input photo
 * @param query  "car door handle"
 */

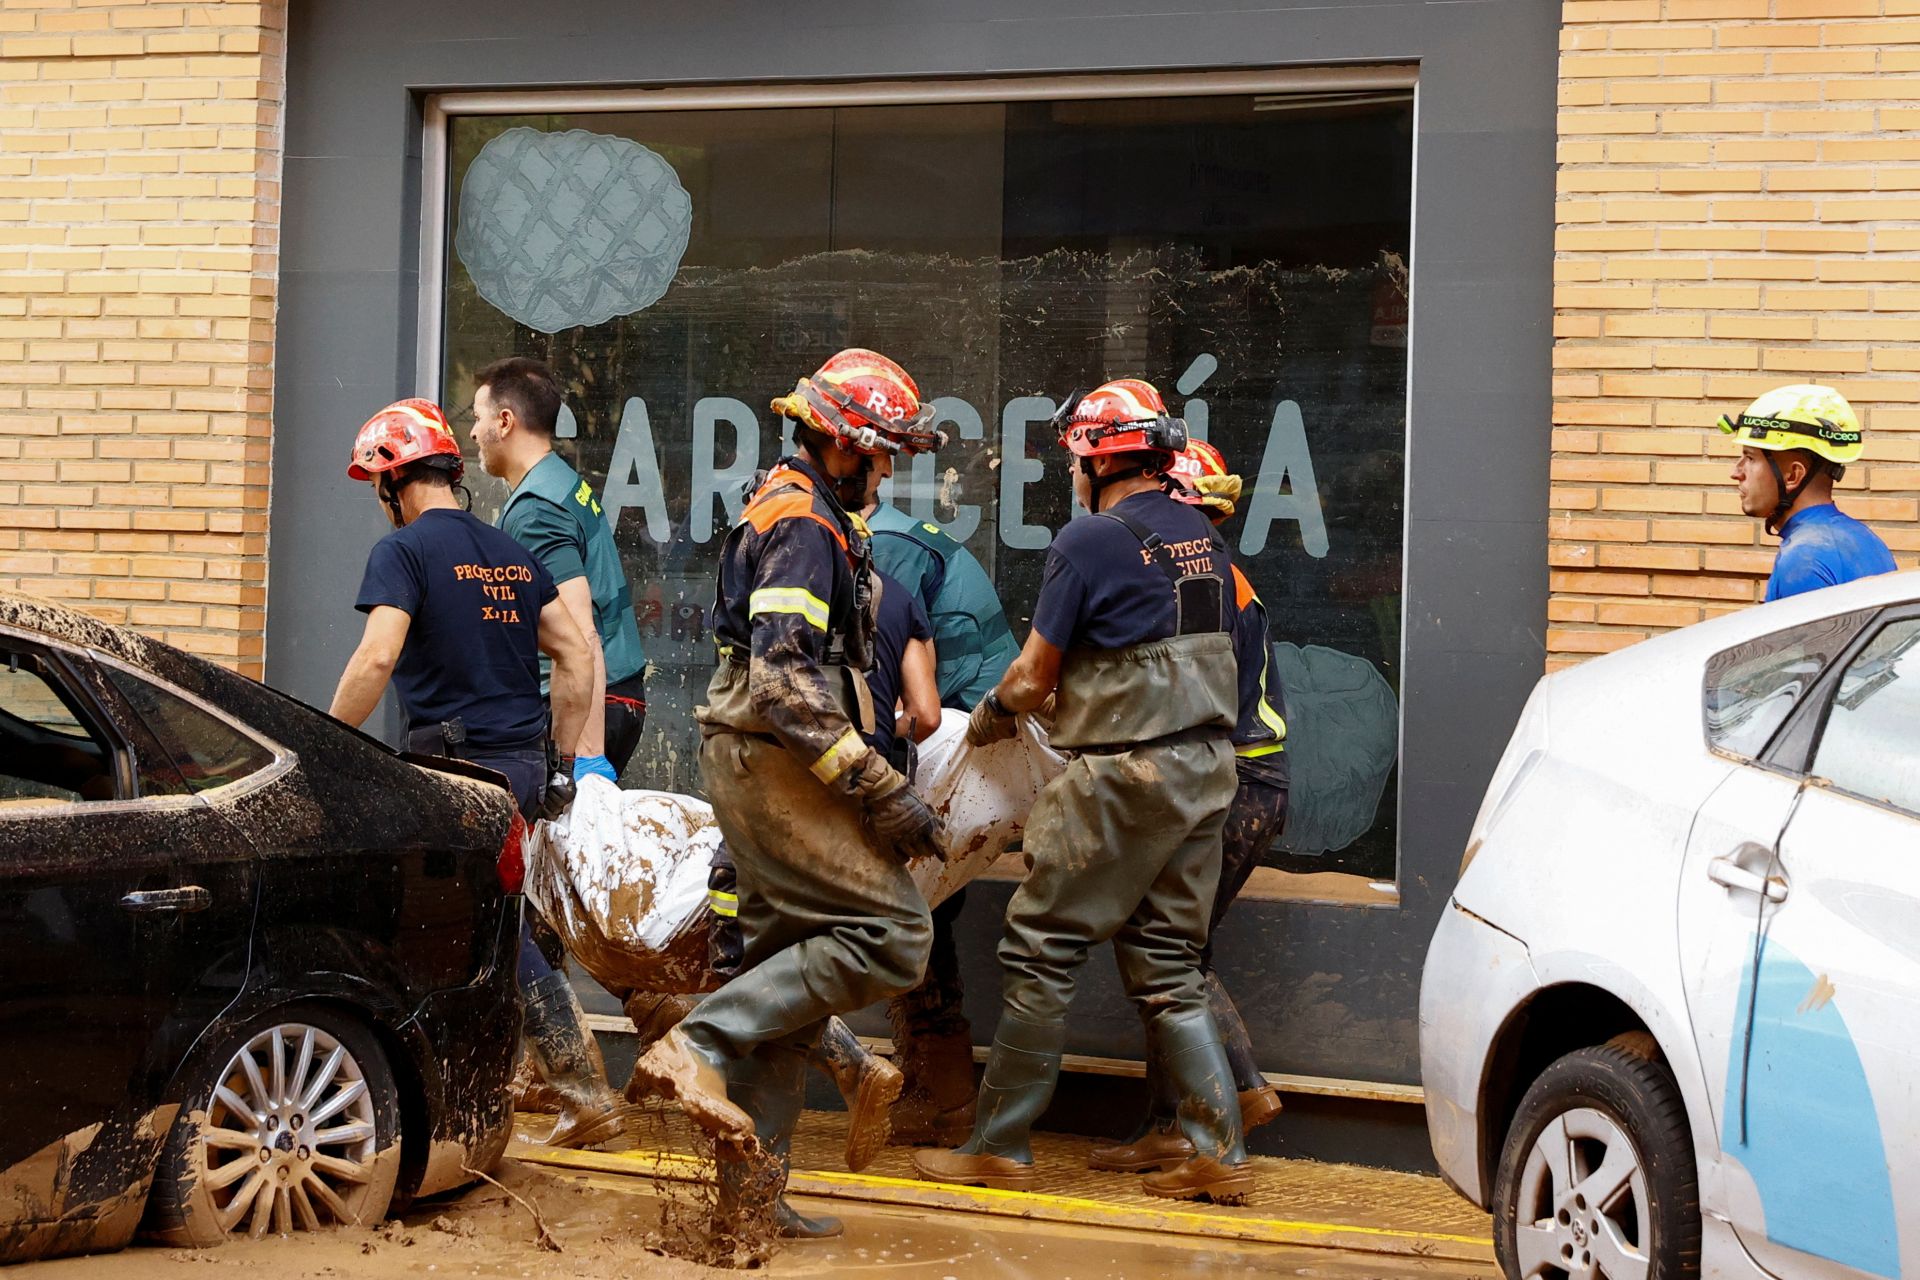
xmin=120 ymin=886 xmax=212 ymax=914
xmin=1707 ymin=857 xmax=1788 ymax=904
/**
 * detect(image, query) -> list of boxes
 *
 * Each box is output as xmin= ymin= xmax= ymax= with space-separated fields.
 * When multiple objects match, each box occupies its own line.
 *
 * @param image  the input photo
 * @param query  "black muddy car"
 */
xmin=0 ymin=592 xmax=524 ymax=1263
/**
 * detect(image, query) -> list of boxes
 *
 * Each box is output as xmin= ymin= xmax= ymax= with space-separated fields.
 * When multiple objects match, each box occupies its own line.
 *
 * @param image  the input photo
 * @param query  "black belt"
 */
xmin=1072 ymin=725 xmax=1230 ymax=757
xmin=404 ymin=719 xmax=547 ymax=760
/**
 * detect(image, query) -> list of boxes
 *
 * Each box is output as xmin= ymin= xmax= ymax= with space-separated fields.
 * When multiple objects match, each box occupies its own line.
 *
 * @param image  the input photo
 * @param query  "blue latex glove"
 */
xmin=572 ymin=754 xmax=618 ymax=785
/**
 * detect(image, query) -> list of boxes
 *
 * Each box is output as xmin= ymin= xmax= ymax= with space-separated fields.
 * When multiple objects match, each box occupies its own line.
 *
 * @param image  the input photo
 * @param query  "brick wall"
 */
xmin=0 ymin=1 xmax=284 ymax=677
xmin=1553 ymin=0 xmax=1920 ymax=668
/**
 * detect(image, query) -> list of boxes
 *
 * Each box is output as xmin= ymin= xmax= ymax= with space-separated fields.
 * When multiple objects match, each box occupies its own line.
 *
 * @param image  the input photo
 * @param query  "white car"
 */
xmin=1420 ymin=569 xmax=1920 ymax=1280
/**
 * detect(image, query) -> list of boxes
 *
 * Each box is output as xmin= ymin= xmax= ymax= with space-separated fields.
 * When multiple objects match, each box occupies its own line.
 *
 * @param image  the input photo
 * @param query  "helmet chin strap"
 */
xmin=377 ymin=473 xmax=408 ymax=528
xmin=1083 ymin=458 xmax=1145 ymax=512
xmin=1763 ymin=452 xmax=1819 ymax=537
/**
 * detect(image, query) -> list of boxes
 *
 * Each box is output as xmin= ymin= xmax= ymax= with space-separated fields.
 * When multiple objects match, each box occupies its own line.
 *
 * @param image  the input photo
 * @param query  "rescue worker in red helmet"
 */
xmin=632 ymin=349 xmax=943 ymax=1249
xmin=912 ymin=378 xmax=1252 ymax=1203
xmin=1088 ymin=438 xmax=1289 ymax=1176
xmin=326 ymin=399 xmax=626 ymax=1150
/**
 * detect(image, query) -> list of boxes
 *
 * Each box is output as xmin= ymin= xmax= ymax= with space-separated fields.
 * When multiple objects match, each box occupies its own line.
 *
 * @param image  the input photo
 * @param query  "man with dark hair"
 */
xmin=1717 ymin=383 xmax=1895 ymax=600
xmin=473 ymin=356 xmax=649 ymax=778
xmin=328 ymin=397 xmax=628 ymax=1151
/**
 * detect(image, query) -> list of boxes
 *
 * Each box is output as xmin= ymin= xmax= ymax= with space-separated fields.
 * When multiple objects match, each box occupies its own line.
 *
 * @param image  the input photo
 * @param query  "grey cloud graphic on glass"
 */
xmin=455 ymin=127 xmax=693 ymax=334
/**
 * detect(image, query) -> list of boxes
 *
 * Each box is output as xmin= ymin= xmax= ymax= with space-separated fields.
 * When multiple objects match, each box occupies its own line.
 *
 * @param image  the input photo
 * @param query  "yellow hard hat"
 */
xmin=1717 ymin=384 xmax=1863 ymax=466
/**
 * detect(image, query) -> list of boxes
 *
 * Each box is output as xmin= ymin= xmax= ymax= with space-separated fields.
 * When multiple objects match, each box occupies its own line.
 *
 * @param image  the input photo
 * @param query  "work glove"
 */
xmin=865 ymin=772 xmax=947 ymax=864
xmin=572 ymin=753 xmax=618 ymax=785
xmin=538 ymin=770 xmax=576 ymax=822
xmin=967 ymin=691 xmax=1018 ymax=748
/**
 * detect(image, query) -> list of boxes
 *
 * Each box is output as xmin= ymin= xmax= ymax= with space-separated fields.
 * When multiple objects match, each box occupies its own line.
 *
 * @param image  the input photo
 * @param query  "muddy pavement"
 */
xmin=28 ymin=1158 xmax=1490 ymax=1280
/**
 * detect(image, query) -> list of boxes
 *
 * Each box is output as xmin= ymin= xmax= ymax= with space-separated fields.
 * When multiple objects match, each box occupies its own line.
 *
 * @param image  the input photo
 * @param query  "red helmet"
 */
xmin=1056 ymin=378 xmax=1188 ymax=460
xmin=1168 ymin=439 xmax=1241 ymax=524
xmin=348 ymin=398 xmax=463 ymax=481
xmin=770 ymin=348 xmax=942 ymax=456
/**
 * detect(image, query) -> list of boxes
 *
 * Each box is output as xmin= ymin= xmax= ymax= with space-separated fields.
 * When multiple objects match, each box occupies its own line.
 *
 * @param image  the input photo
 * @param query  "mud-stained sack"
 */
xmin=907 ymin=707 xmax=1065 ymax=902
xmin=1268 ymin=643 xmax=1399 ymax=856
xmin=525 ymin=776 xmax=716 ymax=996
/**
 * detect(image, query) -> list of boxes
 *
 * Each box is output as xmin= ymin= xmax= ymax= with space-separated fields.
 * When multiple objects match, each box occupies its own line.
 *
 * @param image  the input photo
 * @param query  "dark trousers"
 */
xmin=463 ymin=743 xmax=553 ymax=993
xmin=603 ymin=671 xmax=647 ymax=775
xmin=1201 ymin=774 xmax=1289 ymax=973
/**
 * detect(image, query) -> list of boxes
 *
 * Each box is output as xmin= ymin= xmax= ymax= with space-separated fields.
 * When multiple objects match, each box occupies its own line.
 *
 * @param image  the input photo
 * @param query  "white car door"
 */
xmin=1678 ymin=608 xmax=1920 ymax=1280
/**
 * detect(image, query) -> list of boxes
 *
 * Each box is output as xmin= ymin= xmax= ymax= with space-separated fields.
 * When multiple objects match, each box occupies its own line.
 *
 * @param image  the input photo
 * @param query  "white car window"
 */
xmin=1704 ymin=609 xmax=1873 ymax=760
xmin=1811 ymin=618 xmax=1920 ymax=816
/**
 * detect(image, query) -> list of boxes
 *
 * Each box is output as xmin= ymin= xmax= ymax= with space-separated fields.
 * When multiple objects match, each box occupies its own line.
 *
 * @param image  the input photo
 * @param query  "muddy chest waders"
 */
xmin=915 ymin=624 xmax=1251 ymax=1198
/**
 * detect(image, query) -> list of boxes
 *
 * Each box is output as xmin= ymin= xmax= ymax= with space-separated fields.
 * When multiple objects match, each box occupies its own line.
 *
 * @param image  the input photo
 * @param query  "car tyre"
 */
xmin=146 ymin=1003 xmax=403 ymax=1246
xmin=1492 ymin=1034 xmax=1700 ymax=1280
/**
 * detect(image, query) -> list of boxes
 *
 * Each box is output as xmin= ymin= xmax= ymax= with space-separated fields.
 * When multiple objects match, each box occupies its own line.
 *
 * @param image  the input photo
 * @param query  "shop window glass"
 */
xmin=442 ymin=91 xmax=1412 ymax=882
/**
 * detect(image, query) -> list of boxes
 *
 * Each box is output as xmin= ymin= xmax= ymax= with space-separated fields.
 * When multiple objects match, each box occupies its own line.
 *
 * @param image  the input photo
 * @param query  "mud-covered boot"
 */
xmin=807 ymin=1016 xmax=903 ymax=1172
xmin=510 ymin=1047 xmax=564 ymax=1114
xmin=1088 ymin=1045 xmax=1192 ymax=1173
xmin=1139 ymin=1008 xmax=1253 ymax=1204
xmin=522 ymin=972 xmax=629 ymax=1150
xmin=621 ymin=991 xmax=699 ymax=1103
xmin=910 ymin=1010 xmax=1064 ymax=1190
xmin=715 ymin=1045 xmax=842 ymax=1261
xmin=1204 ymin=971 xmax=1283 ymax=1135
xmin=633 ymin=1025 xmax=756 ymax=1149
xmin=887 ymin=1029 xmax=978 ymax=1148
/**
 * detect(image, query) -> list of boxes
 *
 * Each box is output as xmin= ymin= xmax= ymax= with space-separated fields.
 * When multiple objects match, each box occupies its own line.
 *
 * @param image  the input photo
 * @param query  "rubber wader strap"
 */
xmin=1093 ymin=509 xmax=1227 ymax=635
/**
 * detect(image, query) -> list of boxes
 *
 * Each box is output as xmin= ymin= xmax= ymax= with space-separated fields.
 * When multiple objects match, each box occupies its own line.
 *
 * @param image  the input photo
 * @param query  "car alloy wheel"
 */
xmin=1513 ymin=1105 xmax=1650 ymax=1280
xmin=196 ymin=1022 xmax=383 ymax=1237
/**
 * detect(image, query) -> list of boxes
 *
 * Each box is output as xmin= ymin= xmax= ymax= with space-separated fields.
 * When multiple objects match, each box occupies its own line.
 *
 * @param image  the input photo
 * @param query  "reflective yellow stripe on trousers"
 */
xmin=708 ymin=889 xmax=739 ymax=918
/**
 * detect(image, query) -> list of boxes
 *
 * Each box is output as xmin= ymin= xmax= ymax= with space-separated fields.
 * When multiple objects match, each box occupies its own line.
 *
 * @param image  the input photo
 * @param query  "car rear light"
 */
xmin=498 ymin=810 xmax=528 ymax=894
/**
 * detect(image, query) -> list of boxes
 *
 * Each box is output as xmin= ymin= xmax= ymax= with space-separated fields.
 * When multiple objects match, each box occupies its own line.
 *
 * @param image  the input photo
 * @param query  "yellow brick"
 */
xmin=1772 ymin=109 xmax=1880 ymax=132
xmin=1710 ymin=315 xmax=1816 ymax=340
xmin=1559 ymin=402 xmax=1655 ymax=427
xmin=1600 ymin=429 xmax=1706 ymax=456
xmin=1547 ymin=628 xmax=1648 ymax=654
xmin=1600 ymin=373 xmax=1708 ymax=397
xmin=1820 ymin=315 xmax=1920 ymax=340
xmin=1771 ymin=50 xmax=1877 ymax=74
xmin=1713 ymin=80 xmax=1823 ymax=105
xmin=1659 ymin=109 xmax=1767 ymax=133
xmin=1656 ymin=284 xmax=1762 ymax=308
xmin=1825 ymin=198 xmax=1920 ymax=222
xmin=1614 ymin=26 xmax=1717 ymax=50
xmin=1713 ymin=22 xmax=1824 ymax=46
xmin=1561 ymin=110 xmax=1660 ymax=135
xmin=1558 ymin=227 xmax=1658 ymax=251
xmin=1765 ymin=348 xmax=1870 ymax=374
xmin=1607 ymin=139 xmax=1712 ymax=164
xmin=1557 ymin=284 xmax=1656 ymax=309
xmin=1711 ymin=199 xmax=1819 ymax=221
xmin=1655 ymin=345 xmax=1759 ymax=370
xmin=1660 ymin=227 xmax=1764 ymax=251
xmin=1660 ymin=170 xmax=1763 ymax=193
xmin=1826 ymin=20 xmax=1920 ymax=43
xmin=1662 ymin=53 xmax=1770 ymax=76
xmin=1767 ymin=168 xmax=1875 ymax=192
xmin=1666 ymin=0 xmax=1766 ymax=14
xmin=1598 ymin=544 xmax=1703 ymax=571
xmin=1562 ymin=0 xmax=1661 ymax=20
xmin=1555 ymin=344 xmax=1653 ymax=369
xmin=1768 ymin=228 xmax=1871 ymax=253
xmin=1597 ymin=601 xmax=1705 ymax=628
xmin=1605 ymin=314 xmax=1708 ymax=337
xmin=3 ymin=36 xmax=72 ymax=57
xmin=1606 ymin=198 xmax=1712 ymax=221
xmin=1610 ymin=81 xmax=1713 ymax=106
xmin=1554 ymin=458 xmax=1653 ymax=484
xmin=1712 ymin=258 xmax=1817 ymax=281
xmin=1603 ymin=257 xmax=1709 ymax=280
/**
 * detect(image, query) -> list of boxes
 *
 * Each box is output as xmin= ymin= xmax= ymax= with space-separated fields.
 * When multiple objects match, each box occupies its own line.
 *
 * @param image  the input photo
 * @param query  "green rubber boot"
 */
xmin=1141 ymin=1008 xmax=1254 ymax=1204
xmin=910 ymin=1010 xmax=1065 ymax=1190
xmin=717 ymin=1042 xmax=844 ymax=1254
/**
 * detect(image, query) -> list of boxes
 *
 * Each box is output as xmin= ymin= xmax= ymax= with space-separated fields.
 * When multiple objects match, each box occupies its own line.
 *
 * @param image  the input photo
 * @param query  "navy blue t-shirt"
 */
xmin=863 ymin=569 xmax=933 ymax=757
xmin=355 ymin=508 xmax=557 ymax=749
xmin=1032 ymin=490 xmax=1228 ymax=651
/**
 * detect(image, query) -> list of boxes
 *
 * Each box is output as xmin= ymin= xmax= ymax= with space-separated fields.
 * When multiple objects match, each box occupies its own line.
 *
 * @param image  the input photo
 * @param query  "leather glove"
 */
xmin=538 ymin=770 xmax=576 ymax=822
xmin=967 ymin=691 xmax=1018 ymax=747
xmin=572 ymin=753 xmax=618 ymax=785
xmin=866 ymin=775 xmax=947 ymax=864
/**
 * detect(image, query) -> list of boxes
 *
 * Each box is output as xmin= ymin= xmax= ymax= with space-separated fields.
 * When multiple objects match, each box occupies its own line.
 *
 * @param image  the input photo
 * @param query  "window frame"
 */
xmin=1700 ymin=606 xmax=1876 ymax=773
xmin=1786 ymin=603 xmax=1920 ymax=822
xmin=0 ymin=623 xmax=291 ymax=819
xmin=0 ymin=633 xmax=136 ymax=806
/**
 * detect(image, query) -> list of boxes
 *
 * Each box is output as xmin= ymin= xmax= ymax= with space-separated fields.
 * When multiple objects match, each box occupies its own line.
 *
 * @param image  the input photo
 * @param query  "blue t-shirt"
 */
xmin=355 ymin=508 xmax=557 ymax=748
xmin=1765 ymin=503 xmax=1896 ymax=602
xmin=864 ymin=570 xmax=933 ymax=757
xmin=1032 ymin=489 xmax=1228 ymax=651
